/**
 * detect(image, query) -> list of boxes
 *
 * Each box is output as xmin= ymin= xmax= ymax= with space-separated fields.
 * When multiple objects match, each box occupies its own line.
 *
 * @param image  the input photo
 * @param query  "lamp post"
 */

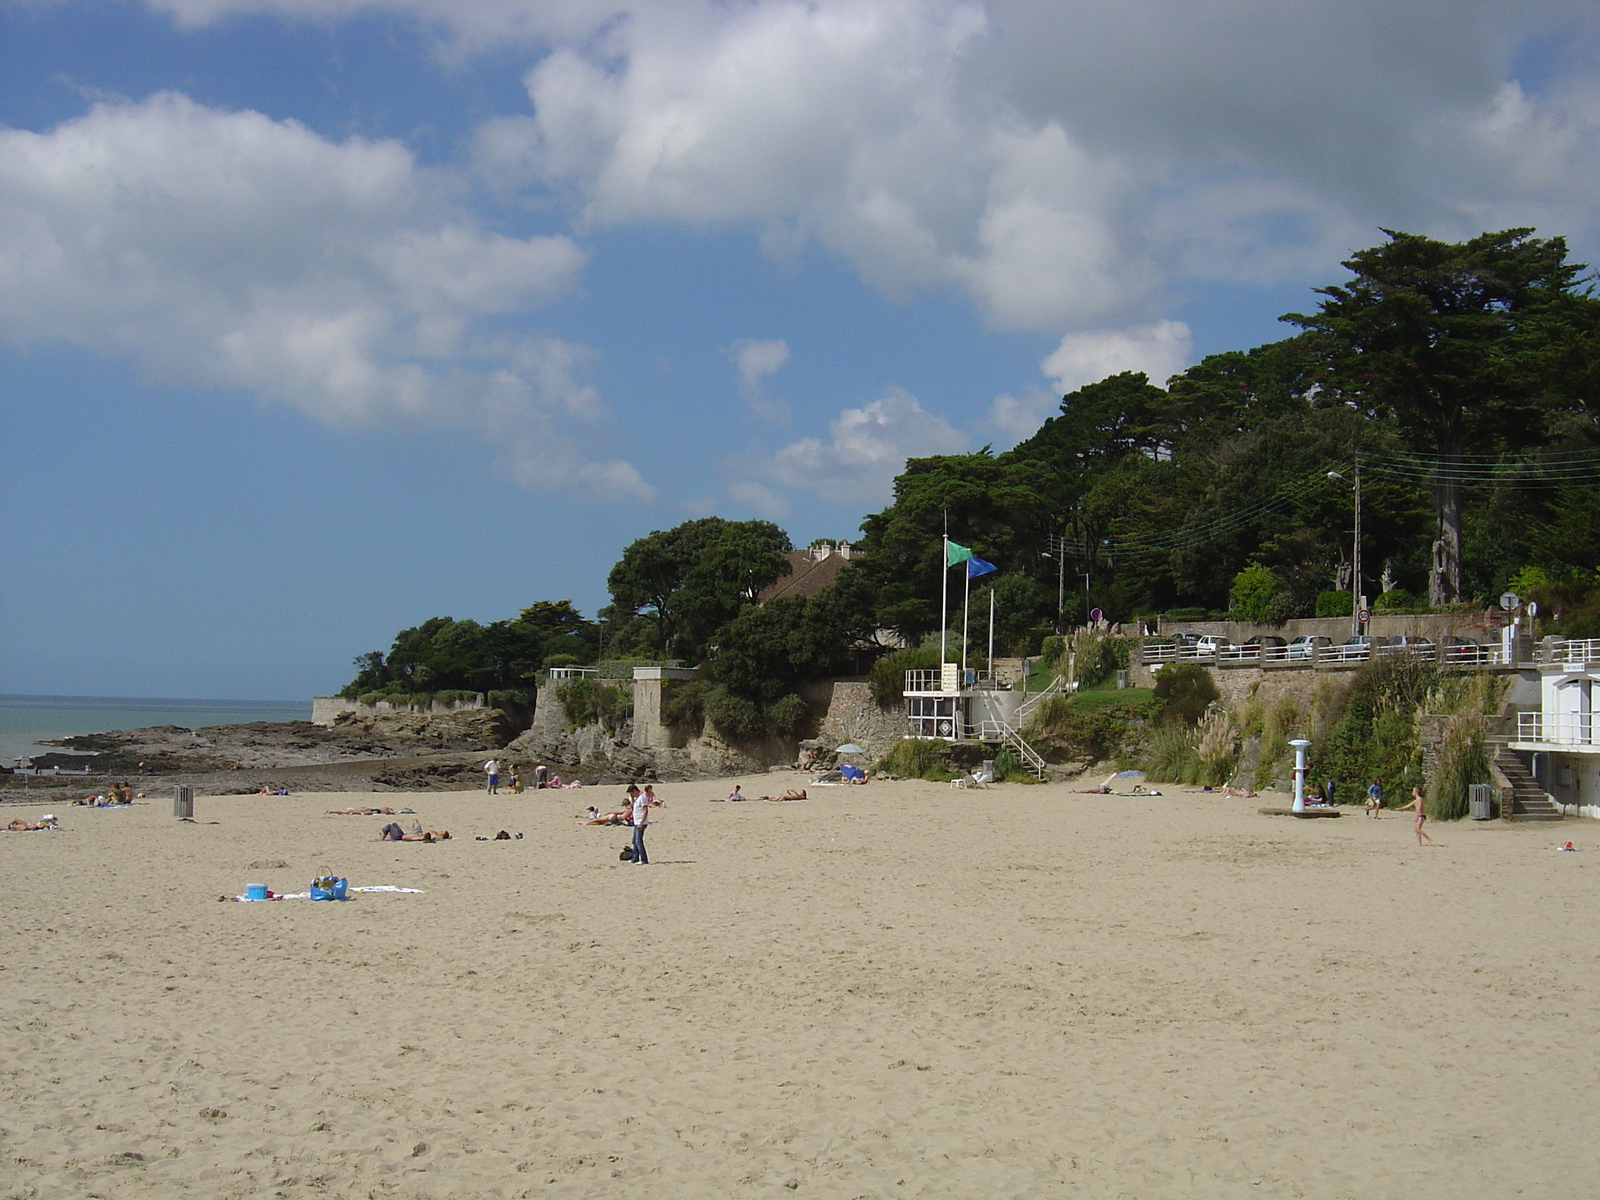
xmin=1328 ymin=456 xmax=1363 ymax=636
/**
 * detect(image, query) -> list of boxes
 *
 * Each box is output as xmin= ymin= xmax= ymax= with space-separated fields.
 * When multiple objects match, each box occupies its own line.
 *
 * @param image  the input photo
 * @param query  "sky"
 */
xmin=3 ymin=1 xmax=1599 ymax=700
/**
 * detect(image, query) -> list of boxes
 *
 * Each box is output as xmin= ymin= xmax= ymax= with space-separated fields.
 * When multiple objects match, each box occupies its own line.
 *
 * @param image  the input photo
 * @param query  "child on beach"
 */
xmin=1401 ymin=785 xmax=1434 ymax=845
xmin=1366 ymin=778 xmax=1384 ymax=817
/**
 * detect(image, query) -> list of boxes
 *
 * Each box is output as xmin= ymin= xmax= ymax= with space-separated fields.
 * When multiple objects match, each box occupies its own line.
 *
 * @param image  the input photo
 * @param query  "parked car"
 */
xmin=1442 ymin=635 xmax=1484 ymax=663
xmin=1241 ymin=635 xmax=1286 ymax=659
xmin=1285 ymin=634 xmax=1332 ymax=660
xmin=1194 ymin=635 xmax=1232 ymax=653
xmin=1336 ymin=634 xmax=1387 ymax=660
xmin=1383 ymin=635 xmax=1436 ymax=656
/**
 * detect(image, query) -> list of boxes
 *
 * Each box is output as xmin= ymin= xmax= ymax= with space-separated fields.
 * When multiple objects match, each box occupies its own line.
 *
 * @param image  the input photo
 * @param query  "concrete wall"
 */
xmin=814 ymin=681 xmax=908 ymax=763
xmin=1155 ymin=612 xmax=1513 ymax=644
xmin=312 ymin=695 xmax=488 ymax=725
xmin=630 ymin=666 xmax=699 ymax=750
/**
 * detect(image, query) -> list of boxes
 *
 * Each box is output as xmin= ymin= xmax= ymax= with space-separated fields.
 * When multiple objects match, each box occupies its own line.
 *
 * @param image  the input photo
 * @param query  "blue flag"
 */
xmin=967 ymin=556 xmax=997 ymax=579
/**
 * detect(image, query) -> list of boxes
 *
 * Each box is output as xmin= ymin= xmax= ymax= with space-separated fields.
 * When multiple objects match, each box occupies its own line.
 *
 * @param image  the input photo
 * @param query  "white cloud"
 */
xmin=1040 ymin=321 xmax=1194 ymax=395
xmin=739 ymin=385 xmax=967 ymax=505
xmin=726 ymin=337 xmax=791 ymax=421
xmin=986 ymin=385 xmax=1058 ymax=445
xmin=146 ymin=2 xmax=1600 ymax=338
xmin=727 ymin=480 xmax=791 ymax=520
xmin=0 ymin=91 xmax=652 ymax=501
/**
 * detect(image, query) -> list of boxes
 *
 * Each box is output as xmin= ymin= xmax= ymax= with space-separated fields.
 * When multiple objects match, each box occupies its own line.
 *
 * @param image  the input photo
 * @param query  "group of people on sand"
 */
xmin=575 ymin=783 xmax=663 ymax=863
xmin=483 ymin=759 xmax=575 ymax=795
xmin=74 ymin=782 xmax=137 ymax=806
xmin=717 ymin=784 xmax=807 ymax=802
xmin=255 ymin=784 xmax=290 ymax=796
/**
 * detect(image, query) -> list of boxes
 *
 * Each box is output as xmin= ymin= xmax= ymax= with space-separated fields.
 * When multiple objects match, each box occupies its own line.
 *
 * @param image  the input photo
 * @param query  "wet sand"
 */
xmin=2 ymin=777 xmax=1595 ymax=1198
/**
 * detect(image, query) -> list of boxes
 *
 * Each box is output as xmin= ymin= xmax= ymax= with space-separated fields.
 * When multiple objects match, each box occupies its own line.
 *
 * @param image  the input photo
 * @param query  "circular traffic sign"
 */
xmin=1500 ymin=592 xmax=1519 ymax=610
xmin=1357 ymin=608 xmax=1371 ymax=623
xmin=1089 ymin=607 xmax=1104 ymax=622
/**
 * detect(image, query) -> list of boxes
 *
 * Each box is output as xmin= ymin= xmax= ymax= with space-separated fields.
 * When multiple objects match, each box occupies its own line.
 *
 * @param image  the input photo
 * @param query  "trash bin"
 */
xmin=1115 ymin=670 xmax=1128 ymax=689
xmin=173 ymin=785 xmax=194 ymax=819
xmin=1468 ymin=783 xmax=1493 ymax=821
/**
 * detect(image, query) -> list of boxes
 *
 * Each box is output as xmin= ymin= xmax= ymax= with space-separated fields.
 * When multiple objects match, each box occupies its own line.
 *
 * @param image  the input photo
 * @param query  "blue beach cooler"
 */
xmin=245 ymin=882 xmax=268 ymax=901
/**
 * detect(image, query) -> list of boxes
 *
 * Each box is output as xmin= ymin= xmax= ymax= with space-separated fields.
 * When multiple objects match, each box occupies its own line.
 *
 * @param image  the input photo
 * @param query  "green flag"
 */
xmin=946 ymin=540 xmax=972 ymax=568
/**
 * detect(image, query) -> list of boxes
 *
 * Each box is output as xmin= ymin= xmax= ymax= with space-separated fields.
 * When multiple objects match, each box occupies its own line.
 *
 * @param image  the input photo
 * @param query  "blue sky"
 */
xmin=3 ymin=1 xmax=1598 ymax=700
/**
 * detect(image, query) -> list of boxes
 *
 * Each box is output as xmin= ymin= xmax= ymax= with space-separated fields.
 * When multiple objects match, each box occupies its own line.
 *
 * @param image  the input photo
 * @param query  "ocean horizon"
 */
xmin=0 ymin=693 xmax=313 ymax=765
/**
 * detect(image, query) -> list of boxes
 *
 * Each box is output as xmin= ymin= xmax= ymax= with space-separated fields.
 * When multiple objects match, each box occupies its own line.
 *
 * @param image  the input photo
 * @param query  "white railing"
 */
xmin=1548 ymin=639 xmax=1600 ymax=664
xmin=904 ymin=668 xmax=1007 ymax=692
xmin=1517 ymin=712 xmax=1598 ymax=746
xmin=976 ymin=718 xmax=1048 ymax=778
xmin=1443 ymin=642 xmax=1507 ymax=666
xmin=905 ymin=669 xmax=945 ymax=693
xmin=1014 ymin=673 xmax=1066 ymax=723
xmin=546 ymin=667 xmax=598 ymax=681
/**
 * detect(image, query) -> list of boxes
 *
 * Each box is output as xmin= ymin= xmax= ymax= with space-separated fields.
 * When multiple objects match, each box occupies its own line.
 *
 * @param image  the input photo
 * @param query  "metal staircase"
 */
xmin=1013 ymin=673 xmax=1066 ymax=725
xmin=977 ymin=717 xmax=1048 ymax=779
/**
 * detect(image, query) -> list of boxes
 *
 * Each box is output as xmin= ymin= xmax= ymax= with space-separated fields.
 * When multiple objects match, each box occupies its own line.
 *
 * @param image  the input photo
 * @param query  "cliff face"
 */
xmin=504 ymin=720 xmax=787 ymax=784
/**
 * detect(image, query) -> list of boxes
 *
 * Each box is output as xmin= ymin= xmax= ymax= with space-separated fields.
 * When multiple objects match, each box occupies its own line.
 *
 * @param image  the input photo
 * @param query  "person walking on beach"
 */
xmin=1401 ymin=785 xmax=1434 ymax=845
xmin=535 ymin=763 xmax=549 ymax=790
xmin=485 ymin=758 xmax=500 ymax=795
xmin=1365 ymin=777 xmax=1383 ymax=818
xmin=631 ymin=784 xmax=661 ymax=864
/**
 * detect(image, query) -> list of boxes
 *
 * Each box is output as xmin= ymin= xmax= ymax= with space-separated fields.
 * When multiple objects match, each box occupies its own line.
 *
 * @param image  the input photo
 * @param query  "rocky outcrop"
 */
xmin=504 ymin=720 xmax=783 ymax=784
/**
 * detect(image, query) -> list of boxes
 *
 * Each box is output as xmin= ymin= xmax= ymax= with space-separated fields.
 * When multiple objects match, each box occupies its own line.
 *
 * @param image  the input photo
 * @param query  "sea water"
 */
xmin=0 ymin=694 xmax=312 ymax=766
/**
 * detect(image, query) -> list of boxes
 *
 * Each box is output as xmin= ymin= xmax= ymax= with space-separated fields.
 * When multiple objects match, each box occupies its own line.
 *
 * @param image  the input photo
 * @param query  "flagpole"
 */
xmin=941 ymin=534 xmax=949 ymax=670
xmin=961 ymin=561 xmax=970 ymax=677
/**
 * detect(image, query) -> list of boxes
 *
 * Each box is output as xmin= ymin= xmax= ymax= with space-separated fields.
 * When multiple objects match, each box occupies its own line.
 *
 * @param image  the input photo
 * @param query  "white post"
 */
xmin=961 ymin=564 xmax=971 ymax=677
xmin=988 ymin=586 xmax=996 ymax=673
xmin=1290 ymin=738 xmax=1311 ymax=813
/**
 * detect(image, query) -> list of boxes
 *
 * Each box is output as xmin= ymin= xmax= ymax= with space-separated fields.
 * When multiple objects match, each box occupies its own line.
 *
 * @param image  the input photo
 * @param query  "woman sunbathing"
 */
xmin=327 ymin=806 xmax=396 ymax=815
xmin=379 ymin=821 xmax=450 ymax=841
xmin=755 ymin=789 xmax=807 ymax=801
xmin=581 ymin=807 xmax=633 ymax=825
xmin=7 ymin=816 xmax=59 ymax=831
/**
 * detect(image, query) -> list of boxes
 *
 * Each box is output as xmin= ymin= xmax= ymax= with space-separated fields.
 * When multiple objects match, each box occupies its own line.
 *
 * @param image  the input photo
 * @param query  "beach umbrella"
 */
xmin=835 ymin=743 xmax=865 ymax=756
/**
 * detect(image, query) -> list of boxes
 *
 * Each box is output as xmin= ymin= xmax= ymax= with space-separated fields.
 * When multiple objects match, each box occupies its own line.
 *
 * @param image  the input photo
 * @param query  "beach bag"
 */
xmin=310 ymin=875 xmax=348 ymax=901
xmin=619 ymin=845 xmax=635 ymax=862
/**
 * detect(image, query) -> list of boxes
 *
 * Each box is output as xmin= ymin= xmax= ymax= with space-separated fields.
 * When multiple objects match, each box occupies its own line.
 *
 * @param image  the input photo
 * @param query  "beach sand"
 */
xmin=2 ymin=777 xmax=1595 ymax=1198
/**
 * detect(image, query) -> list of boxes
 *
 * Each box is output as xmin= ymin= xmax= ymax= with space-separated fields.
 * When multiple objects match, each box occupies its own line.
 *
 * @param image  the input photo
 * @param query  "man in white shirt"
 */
xmin=484 ymin=758 xmax=500 ymax=795
xmin=631 ymin=784 xmax=660 ymax=864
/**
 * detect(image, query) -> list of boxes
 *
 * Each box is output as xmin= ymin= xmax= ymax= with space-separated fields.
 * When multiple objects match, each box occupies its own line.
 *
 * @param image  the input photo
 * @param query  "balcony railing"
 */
xmin=1517 ymin=711 xmax=1598 ymax=747
xmin=546 ymin=667 xmax=599 ymax=681
xmin=903 ymin=668 xmax=1005 ymax=693
xmin=1548 ymin=638 xmax=1600 ymax=664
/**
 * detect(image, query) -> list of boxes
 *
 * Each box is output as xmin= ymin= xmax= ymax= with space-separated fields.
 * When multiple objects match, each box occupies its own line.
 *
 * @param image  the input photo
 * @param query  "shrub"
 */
xmin=1426 ymin=715 xmax=1490 ymax=821
xmin=1316 ymin=590 xmax=1352 ymax=618
xmin=877 ymin=738 xmax=955 ymax=781
xmin=357 ymin=691 xmax=388 ymax=706
xmin=487 ymin=689 xmax=535 ymax=719
xmin=432 ymin=689 xmax=479 ymax=706
xmin=1195 ymin=708 xmax=1240 ymax=785
xmin=1228 ymin=564 xmax=1281 ymax=623
xmin=661 ymin=679 xmax=707 ymax=736
xmin=1374 ymin=588 xmax=1418 ymax=612
xmin=542 ymin=653 xmax=584 ymax=670
xmin=1152 ymin=662 xmax=1219 ymax=725
xmin=1145 ymin=722 xmax=1201 ymax=783
xmin=870 ymin=646 xmax=940 ymax=709
xmin=1165 ymin=607 xmax=1207 ymax=623
xmin=704 ymin=685 xmax=765 ymax=742
xmin=766 ymin=693 xmax=810 ymax=739
xmin=556 ymin=679 xmax=629 ymax=730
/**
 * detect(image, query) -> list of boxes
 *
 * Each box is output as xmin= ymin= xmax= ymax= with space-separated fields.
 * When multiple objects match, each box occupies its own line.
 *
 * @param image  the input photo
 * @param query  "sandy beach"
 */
xmin=2 ymin=776 xmax=1595 ymax=1198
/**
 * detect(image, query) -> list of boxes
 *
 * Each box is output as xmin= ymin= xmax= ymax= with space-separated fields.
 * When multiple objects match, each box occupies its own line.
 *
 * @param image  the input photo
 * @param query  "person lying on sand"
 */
xmin=1075 ymin=784 xmax=1112 ymax=793
xmin=1214 ymin=786 xmax=1258 ymax=798
xmin=327 ymin=806 xmax=396 ymax=815
xmin=7 ymin=816 xmax=59 ymax=831
xmin=579 ymin=806 xmax=601 ymax=821
xmin=378 ymin=822 xmax=450 ymax=842
xmin=754 ymin=789 xmax=807 ymax=802
xmin=581 ymin=807 xmax=633 ymax=825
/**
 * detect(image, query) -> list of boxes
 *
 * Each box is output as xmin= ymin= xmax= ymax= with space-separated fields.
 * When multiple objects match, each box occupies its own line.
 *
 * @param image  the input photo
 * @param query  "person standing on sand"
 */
xmin=1402 ymin=785 xmax=1434 ymax=845
xmin=485 ymin=758 xmax=500 ymax=795
xmin=1366 ymin=777 xmax=1383 ymax=817
xmin=631 ymin=784 xmax=661 ymax=864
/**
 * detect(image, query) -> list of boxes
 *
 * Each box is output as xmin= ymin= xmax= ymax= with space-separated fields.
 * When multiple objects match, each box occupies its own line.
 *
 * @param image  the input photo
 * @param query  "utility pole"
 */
xmin=1328 ymin=455 xmax=1364 ymax=636
xmin=1043 ymin=532 xmax=1066 ymax=633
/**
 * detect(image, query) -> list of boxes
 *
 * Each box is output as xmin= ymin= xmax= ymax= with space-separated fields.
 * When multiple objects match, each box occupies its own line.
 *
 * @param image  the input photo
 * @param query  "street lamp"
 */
xmin=1327 ymin=458 xmax=1363 ymax=636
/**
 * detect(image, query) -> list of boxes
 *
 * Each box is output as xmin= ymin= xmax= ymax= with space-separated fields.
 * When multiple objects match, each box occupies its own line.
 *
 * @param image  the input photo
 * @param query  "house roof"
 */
xmin=757 ymin=548 xmax=860 ymax=603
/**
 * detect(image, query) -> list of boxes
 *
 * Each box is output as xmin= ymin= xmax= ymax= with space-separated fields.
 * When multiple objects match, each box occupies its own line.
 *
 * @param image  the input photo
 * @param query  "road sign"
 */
xmin=1089 ymin=607 xmax=1104 ymax=622
xmin=1528 ymin=601 xmax=1539 ymax=617
xmin=1357 ymin=608 xmax=1371 ymax=623
xmin=1500 ymin=592 xmax=1519 ymax=610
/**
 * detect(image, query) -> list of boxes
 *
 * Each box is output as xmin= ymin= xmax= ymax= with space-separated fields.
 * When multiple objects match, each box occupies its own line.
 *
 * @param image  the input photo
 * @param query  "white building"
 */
xmin=1508 ymin=637 xmax=1600 ymax=819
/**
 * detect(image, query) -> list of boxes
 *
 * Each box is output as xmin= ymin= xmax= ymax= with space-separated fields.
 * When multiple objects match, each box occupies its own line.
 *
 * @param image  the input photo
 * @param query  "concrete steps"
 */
xmin=1492 ymin=748 xmax=1565 ymax=822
